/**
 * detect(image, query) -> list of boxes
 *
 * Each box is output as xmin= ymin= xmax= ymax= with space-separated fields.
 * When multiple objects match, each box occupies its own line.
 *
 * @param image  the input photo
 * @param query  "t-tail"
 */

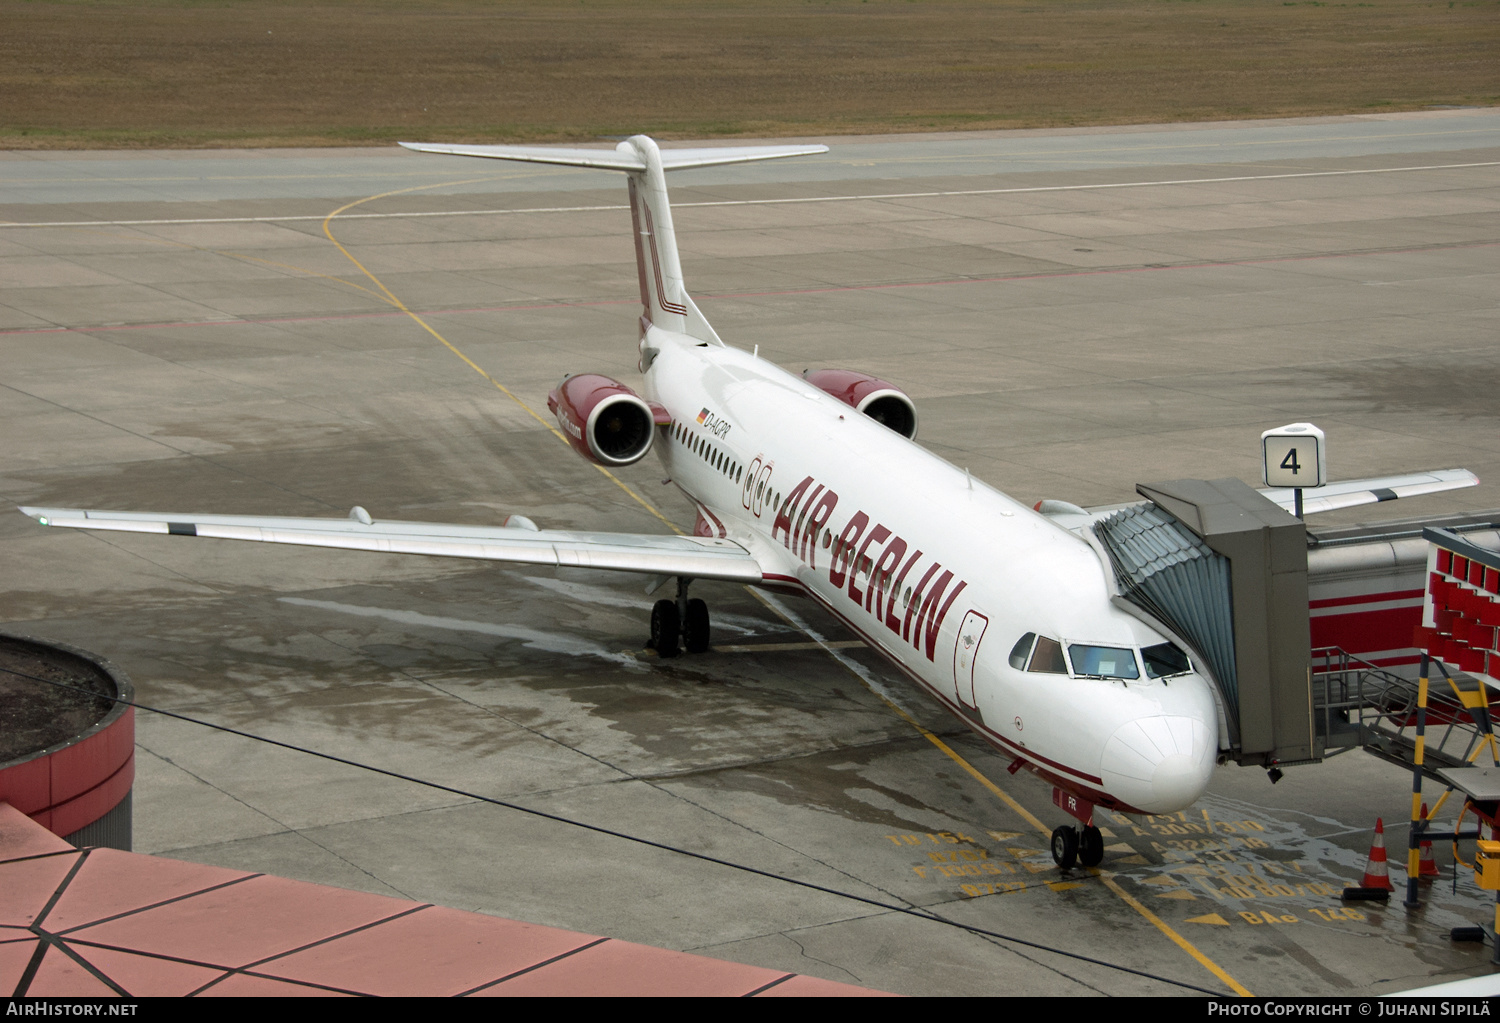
xmin=399 ymin=136 xmax=827 ymax=342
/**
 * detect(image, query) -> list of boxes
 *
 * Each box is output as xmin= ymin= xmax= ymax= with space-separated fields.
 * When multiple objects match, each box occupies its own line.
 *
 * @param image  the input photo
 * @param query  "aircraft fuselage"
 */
xmin=644 ymin=327 xmax=1220 ymax=818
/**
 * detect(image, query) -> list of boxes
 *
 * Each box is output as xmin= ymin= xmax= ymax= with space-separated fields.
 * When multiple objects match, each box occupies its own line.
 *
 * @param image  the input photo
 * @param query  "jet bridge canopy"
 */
xmin=1095 ymin=478 xmax=1315 ymax=768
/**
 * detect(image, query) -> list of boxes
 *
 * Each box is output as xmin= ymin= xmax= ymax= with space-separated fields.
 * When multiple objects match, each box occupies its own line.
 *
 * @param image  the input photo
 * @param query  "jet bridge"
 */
xmin=1093 ymin=478 xmax=1316 ymax=769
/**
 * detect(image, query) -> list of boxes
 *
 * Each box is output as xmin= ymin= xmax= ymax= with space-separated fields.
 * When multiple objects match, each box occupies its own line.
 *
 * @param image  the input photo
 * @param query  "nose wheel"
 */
xmin=1080 ymin=824 xmax=1104 ymax=867
xmin=649 ymin=578 xmax=711 ymax=658
xmin=1050 ymin=824 xmax=1105 ymax=869
xmin=1050 ymin=826 xmax=1078 ymax=869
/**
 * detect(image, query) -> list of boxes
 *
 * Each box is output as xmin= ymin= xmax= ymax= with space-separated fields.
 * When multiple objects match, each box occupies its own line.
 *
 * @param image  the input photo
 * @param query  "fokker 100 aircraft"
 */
xmin=22 ymin=137 xmax=1479 ymax=869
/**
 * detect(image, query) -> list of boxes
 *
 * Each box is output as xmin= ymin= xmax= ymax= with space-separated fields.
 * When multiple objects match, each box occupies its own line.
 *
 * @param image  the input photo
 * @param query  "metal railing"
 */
xmin=1312 ymin=646 xmax=1494 ymax=777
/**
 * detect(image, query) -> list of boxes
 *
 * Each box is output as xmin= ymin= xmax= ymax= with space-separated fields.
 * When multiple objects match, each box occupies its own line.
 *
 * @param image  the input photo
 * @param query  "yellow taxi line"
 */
xmin=320 ymin=181 xmax=682 ymax=534
xmin=1099 ymin=874 xmax=1254 ymax=997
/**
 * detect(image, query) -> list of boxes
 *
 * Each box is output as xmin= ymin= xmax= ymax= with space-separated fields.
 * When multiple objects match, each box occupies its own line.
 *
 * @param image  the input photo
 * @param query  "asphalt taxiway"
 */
xmin=2 ymin=110 xmax=1499 ymax=996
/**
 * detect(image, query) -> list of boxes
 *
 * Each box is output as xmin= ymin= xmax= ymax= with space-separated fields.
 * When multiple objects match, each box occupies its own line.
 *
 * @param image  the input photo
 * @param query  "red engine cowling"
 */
xmin=803 ymin=369 xmax=918 ymax=439
xmin=547 ymin=374 xmax=671 ymax=466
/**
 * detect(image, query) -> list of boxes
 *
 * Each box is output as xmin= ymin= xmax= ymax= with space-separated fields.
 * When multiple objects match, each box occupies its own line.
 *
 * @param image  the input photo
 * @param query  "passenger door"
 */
xmin=953 ymin=610 xmax=989 ymax=710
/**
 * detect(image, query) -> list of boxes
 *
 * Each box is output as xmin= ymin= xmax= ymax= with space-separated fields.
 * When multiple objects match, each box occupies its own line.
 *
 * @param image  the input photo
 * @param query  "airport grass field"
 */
xmin=2 ymin=0 xmax=1497 ymax=148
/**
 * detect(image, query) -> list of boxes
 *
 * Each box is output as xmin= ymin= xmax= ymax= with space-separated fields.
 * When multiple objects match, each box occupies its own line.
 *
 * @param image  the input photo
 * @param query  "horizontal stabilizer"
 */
xmin=397 ymin=141 xmax=828 ymax=173
xmin=20 ymin=507 xmax=763 ymax=584
xmin=400 ymin=134 xmax=827 ymax=340
xmin=1259 ymin=468 xmax=1478 ymax=516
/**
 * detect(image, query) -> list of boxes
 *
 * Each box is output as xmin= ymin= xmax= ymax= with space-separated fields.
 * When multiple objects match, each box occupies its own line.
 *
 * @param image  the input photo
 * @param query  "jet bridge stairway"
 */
xmin=1313 ymin=646 xmax=1497 ymax=779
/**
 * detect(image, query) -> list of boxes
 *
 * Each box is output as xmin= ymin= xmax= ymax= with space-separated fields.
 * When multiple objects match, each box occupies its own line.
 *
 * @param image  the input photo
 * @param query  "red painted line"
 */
xmin=1309 ymin=589 xmax=1425 ymax=610
xmin=5 ymin=240 xmax=1493 ymax=339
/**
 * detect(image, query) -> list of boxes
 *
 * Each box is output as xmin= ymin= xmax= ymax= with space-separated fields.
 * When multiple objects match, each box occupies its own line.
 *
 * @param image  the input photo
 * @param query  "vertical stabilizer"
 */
xmin=621 ymin=137 xmax=691 ymax=336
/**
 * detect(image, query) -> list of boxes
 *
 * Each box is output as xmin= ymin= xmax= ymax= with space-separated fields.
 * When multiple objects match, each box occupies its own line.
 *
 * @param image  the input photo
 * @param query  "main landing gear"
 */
xmin=1050 ymin=824 xmax=1104 ymax=870
xmin=649 ymin=577 xmax=710 ymax=658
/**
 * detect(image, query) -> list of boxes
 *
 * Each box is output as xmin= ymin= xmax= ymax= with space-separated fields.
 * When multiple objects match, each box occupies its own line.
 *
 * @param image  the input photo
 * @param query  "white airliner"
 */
xmin=21 ymin=137 xmax=1479 ymax=869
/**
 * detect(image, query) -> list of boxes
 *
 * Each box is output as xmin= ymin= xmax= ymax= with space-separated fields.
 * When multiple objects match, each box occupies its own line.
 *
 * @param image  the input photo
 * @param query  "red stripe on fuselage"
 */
xmin=697 ymin=502 xmax=728 ymax=539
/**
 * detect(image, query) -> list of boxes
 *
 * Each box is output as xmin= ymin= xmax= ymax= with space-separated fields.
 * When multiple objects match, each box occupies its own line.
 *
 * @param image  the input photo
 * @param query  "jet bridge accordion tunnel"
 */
xmin=1094 ymin=478 xmax=1317 ymax=770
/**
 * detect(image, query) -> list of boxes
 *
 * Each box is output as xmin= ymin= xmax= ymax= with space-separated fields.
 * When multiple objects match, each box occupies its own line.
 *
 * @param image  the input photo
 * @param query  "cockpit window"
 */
xmin=1143 ymin=642 xmax=1192 ymax=679
xmin=1027 ymin=636 xmax=1068 ymax=674
xmin=1008 ymin=632 xmax=1036 ymax=670
xmin=1068 ymin=644 xmax=1140 ymax=680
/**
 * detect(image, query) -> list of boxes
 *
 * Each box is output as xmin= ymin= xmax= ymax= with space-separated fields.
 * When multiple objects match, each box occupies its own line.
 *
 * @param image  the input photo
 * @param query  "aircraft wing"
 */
xmin=19 ymin=507 xmax=763 ymax=584
xmin=1258 ymin=469 xmax=1479 ymax=516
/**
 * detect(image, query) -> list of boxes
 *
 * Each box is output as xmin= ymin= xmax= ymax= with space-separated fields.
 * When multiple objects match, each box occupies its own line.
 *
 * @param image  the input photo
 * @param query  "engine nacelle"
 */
xmin=803 ymin=369 xmax=918 ymax=439
xmin=547 ymin=374 xmax=669 ymax=467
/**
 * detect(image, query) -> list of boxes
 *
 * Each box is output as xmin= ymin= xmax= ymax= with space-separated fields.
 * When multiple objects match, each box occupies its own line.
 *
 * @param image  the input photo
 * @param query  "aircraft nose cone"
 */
xmin=1150 ymin=752 xmax=1210 ymax=811
xmin=1101 ymin=715 xmax=1215 ymax=814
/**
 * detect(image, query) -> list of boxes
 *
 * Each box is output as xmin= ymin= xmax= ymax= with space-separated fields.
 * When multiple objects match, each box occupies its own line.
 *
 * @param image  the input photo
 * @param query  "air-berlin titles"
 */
xmin=769 ymin=474 xmax=967 ymax=661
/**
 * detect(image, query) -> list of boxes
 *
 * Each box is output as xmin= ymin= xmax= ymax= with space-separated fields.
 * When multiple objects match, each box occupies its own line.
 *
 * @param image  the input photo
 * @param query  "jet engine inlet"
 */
xmin=590 ymin=395 xmax=653 ymax=463
xmin=861 ymin=394 xmax=916 ymax=439
xmin=803 ymin=369 xmax=918 ymax=439
xmin=547 ymin=374 xmax=663 ymax=466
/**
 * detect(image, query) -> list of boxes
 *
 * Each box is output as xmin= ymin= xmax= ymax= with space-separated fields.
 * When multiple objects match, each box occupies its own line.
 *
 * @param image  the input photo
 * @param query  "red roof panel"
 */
xmin=2 ymin=802 xmax=891 ymax=997
xmin=47 ymin=848 xmax=255 ymax=934
xmin=68 ymin=944 xmax=228 ymax=998
xmin=261 ymin=905 xmax=601 ymax=997
xmin=198 ymin=973 xmax=352 ymax=997
xmin=26 ymin=945 xmax=119 ymax=998
xmin=69 ymin=873 xmax=415 ymax=968
xmin=0 ymin=854 xmax=81 ymax=929
xmin=0 ymin=803 xmax=70 ymax=857
xmin=0 ymin=937 xmax=41 ymax=992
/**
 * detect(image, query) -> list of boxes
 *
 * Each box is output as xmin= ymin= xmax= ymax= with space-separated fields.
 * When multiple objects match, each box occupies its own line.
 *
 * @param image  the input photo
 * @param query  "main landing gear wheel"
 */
xmin=1079 ymin=825 xmax=1104 ymax=868
xmin=1050 ymin=825 xmax=1079 ymax=870
xmin=650 ymin=599 xmax=681 ymax=658
xmin=683 ymin=597 xmax=710 ymax=654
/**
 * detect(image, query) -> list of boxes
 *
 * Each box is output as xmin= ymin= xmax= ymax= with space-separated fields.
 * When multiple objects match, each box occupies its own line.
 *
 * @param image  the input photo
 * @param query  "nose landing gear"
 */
xmin=1049 ymin=824 xmax=1104 ymax=869
xmin=1049 ymin=787 xmax=1105 ymax=868
xmin=1050 ymin=825 xmax=1078 ymax=869
xmin=649 ymin=577 xmax=711 ymax=658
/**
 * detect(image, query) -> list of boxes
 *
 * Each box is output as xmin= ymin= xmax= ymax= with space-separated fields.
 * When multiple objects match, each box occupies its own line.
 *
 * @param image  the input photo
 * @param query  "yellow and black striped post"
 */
xmin=1405 ymin=652 xmax=1430 ymax=909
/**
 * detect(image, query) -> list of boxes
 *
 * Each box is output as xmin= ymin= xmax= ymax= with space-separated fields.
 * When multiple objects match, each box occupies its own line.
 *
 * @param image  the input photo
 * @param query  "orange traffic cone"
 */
xmin=1418 ymin=804 xmax=1440 ymax=879
xmin=1361 ymin=818 xmax=1396 ymax=891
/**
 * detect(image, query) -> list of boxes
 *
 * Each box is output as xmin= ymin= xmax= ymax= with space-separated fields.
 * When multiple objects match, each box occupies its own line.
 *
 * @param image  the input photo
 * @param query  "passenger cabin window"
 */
xmin=1143 ymin=642 xmax=1191 ymax=679
xmin=1008 ymin=632 xmax=1036 ymax=670
xmin=1069 ymin=644 xmax=1140 ymax=680
xmin=1027 ymin=636 xmax=1068 ymax=674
